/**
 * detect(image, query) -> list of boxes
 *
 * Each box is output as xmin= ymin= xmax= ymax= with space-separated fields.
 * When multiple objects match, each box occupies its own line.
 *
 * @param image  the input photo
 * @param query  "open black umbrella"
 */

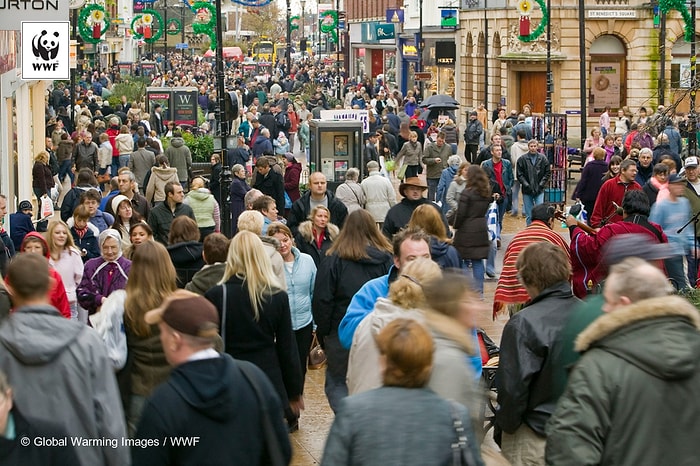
xmin=427 ymin=102 xmax=459 ymax=110
xmin=420 ymin=94 xmax=459 ymax=108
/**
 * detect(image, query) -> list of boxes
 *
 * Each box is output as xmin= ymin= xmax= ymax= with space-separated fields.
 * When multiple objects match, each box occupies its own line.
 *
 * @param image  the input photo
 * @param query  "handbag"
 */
xmin=307 ymin=331 xmax=327 ymax=370
xmin=450 ymin=401 xmax=479 ymax=466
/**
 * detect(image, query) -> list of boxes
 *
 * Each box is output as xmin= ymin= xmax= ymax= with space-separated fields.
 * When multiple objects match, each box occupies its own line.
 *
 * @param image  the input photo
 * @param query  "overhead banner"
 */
xmin=320 ymin=109 xmax=370 ymax=133
xmin=0 ymin=0 xmax=68 ymax=30
xmin=21 ymin=21 xmax=69 ymax=80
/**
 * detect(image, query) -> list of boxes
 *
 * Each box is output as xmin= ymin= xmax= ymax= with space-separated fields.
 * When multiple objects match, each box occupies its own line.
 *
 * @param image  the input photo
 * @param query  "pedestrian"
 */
xmin=268 ymin=222 xmax=317 ymax=411
xmin=322 ymin=318 xmax=484 ymax=466
xmin=46 ymin=220 xmax=84 ymax=321
xmin=408 ymin=204 xmax=460 ymax=269
xmin=313 ymin=209 xmax=393 ymax=412
xmin=110 ymin=194 xmax=143 ymax=250
xmin=252 ymin=156 xmax=286 ymax=214
xmin=230 ymin=164 xmax=251 ymax=234
xmin=546 ymin=257 xmax=700 ymax=466
xmin=495 ymin=242 xmax=579 ymax=465
xmin=205 ymin=231 xmax=304 ymax=431
xmin=295 ymin=205 xmax=339 ymax=268
xmin=68 ymin=204 xmax=100 ymax=263
xmin=128 ymin=137 xmax=156 ymax=193
xmin=516 ymin=139 xmax=551 ymax=225
xmin=184 ymin=176 xmax=219 ymax=240
xmin=395 ymin=130 xmax=423 ymax=180
xmin=288 ymin=172 xmax=348 ymax=234
xmin=346 ymin=257 xmax=441 ymax=394
xmin=334 ymin=167 xmax=366 ymax=214
xmin=0 ymin=253 xmax=129 ymax=465
xmin=464 ymin=110 xmax=483 ymax=163
xmin=572 ymin=147 xmax=608 ymax=223
xmin=77 ymin=228 xmax=131 ymax=315
xmin=145 ymin=155 xmax=180 ymax=206
xmin=148 ymin=181 xmax=196 ymax=245
xmin=167 ymin=216 xmax=205 ymax=288
xmin=133 ymin=289 xmax=291 ymax=465
xmin=453 ymin=165 xmax=495 ymax=296
xmin=123 ymin=240 xmax=178 ymax=435
xmin=361 ymin=161 xmax=396 ymax=228
xmin=184 ymin=232 xmax=229 ymax=295
xmin=382 ymin=177 xmax=449 ymax=239
xmin=422 ymin=131 xmax=451 ymax=202
xmin=165 ymin=130 xmax=193 ymax=188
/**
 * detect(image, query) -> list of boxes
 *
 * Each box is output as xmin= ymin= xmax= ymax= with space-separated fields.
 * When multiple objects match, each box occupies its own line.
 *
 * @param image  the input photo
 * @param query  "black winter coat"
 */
xmin=495 ymin=282 xmax=578 ymax=436
xmin=287 ymin=190 xmax=348 ymax=235
xmin=312 ymin=246 xmax=392 ymax=339
xmin=452 ymin=188 xmax=491 ymax=260
xmin=133 ymin=355 xmax=291 ymax=466
xmin=382 ymin=198 xmax=449 ymax=239
xmin=253 ymin=169 xmax=286 ymax=213
xmin=167 ymin=240 xmax=205 ymax=288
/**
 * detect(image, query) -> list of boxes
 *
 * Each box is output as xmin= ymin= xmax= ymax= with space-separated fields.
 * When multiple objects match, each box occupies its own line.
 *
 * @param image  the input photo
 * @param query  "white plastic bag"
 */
xmin=89 ymin=289 xmax=127 ymax=370
xmin=486 ymin=201 xmax=500 ymax=241
xmin=40 ymin=195 xmax=53 ymax=219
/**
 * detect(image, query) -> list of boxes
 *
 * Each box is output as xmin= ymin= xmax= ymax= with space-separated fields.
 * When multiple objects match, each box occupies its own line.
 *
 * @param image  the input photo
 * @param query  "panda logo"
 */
xmin=32 ymin=30 xmax=60 ymax=61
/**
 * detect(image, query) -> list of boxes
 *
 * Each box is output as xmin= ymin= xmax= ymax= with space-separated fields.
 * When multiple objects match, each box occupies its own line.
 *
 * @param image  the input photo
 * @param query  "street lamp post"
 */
xmin=418 ymin=0 xmax=423 ymax=99
xmin=301 ymin=0 xmax=306 ymax=48
xmin=286 ymin=0 xmax=291 ymax=74
xmin=689 ymin=0 xmax=697 ymax=157
xmin=483 ymin=0 xmax=488 ymax=107
xmin=544 ymin=0 xmax=551 ymax=115
xmin=578 ymin=0 xmax=586 ymax=141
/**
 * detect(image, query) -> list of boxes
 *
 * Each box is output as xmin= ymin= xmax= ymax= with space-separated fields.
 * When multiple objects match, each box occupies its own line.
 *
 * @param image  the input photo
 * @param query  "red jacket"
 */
xmin=105 ymin=126 xmax=120 ymax=157
xmin=12 ymin=232 xmax=71 ymax=319
xmin=569 ymin=218 xmax=667 ymax=298
xmin=590 ymin=175 xmax=642 ymax=227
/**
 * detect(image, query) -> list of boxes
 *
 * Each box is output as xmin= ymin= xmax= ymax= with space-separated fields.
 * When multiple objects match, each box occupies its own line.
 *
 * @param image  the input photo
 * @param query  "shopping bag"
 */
xmin=486 ymin=201 xmax=499 ymax=242
xmin=40 ymin=195 xmax=54 ymax=219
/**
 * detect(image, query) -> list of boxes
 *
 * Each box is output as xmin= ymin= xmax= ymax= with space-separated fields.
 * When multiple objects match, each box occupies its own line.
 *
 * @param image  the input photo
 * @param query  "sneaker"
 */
xmin=496 ymin=239 xmax=501 ymax=249
xmin=486 ymin=271 xmax=496 ymax=279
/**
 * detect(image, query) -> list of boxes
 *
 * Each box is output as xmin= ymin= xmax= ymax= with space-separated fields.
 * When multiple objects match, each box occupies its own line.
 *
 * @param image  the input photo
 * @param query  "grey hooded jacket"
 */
xmin=0 ymin=306 xmax=129 ymax=466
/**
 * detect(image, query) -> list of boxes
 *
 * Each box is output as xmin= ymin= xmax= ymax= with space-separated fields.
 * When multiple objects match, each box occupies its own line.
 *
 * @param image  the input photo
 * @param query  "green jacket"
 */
xmin=421 ymin=142 xmax=451 ymax=179
xmin=546 ymin=295 xmax=700 ymax=466
xmin=549 ymin=294 xmax=604 ymax=400
xmin=185 ymin=189 xmax=216 ymax=228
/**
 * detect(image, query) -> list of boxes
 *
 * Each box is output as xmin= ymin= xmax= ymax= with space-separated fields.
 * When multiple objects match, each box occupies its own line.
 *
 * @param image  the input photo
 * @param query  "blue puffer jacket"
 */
xmin=284 ymin=247 xmax=317 ymax=331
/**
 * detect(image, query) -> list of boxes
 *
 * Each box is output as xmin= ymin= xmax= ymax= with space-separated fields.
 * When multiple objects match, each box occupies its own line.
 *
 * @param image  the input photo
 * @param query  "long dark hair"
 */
xmin=327 ymin=209 xmax=392 ymax=261
xmin=465 ymin=165 xmax=491 ymax=198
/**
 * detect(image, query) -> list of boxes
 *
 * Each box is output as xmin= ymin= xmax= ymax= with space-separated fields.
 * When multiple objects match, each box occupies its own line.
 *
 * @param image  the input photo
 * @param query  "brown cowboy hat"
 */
xmin=399 ymin=177 xmax=428 ymax=197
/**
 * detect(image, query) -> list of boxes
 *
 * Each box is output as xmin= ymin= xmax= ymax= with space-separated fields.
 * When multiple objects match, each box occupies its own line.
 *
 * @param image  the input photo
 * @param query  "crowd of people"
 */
xmin=1 ymin=58 xmax=698 ymax=465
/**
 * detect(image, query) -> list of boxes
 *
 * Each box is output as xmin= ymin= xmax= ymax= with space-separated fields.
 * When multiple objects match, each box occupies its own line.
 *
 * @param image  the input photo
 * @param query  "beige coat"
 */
xmin=145 ymin=166 xmax=179 ymax=203
xmin=360 ymin=172 xmax=397 ymax=223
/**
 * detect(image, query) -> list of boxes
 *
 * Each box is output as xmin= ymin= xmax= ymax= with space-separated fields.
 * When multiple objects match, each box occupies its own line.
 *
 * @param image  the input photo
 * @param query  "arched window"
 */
xmin=589 ymin=35 xmax=626 ymax=115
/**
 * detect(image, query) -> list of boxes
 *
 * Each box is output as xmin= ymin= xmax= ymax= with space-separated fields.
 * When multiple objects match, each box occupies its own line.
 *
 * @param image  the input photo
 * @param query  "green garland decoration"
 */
xmin=166 ymin=18 xmax=182 ymax=35
xmin=659 ymin=0 xmax=694 ymax=42
xmin=290 ymin=15 xmax=300 ymax=32
xmin=192 ymin=2 xmax=217 ymax=50
xmin=319 ymin=9 xmax=338 ymax=43
xmin=518 ymin=0 xmax=547 ymax=43
xmin=78 ymin=4 xmax=111 ymax=44
xmin=130 ymin=10 xmax=164 ymax=43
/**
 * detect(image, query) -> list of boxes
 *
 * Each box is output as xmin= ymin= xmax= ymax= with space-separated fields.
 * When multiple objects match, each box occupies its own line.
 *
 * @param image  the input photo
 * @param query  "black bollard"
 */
xmin=219 ymin=159 xmax=233 ymax=238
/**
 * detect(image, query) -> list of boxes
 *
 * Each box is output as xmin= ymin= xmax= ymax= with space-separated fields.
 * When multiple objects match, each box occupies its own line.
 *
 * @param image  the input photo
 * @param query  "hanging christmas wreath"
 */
xmin=131 ymin=9 xmax=164 ymax=43
xmin=320 ymin=9 xmax=338 ymax=43
xmin=659 ymin=0 xmax=694 ymax=42
xmin=517 ymin=0 xmax=547 ymax=43
xmin=166 ymin=18 xmax=182 ymax=35
xmin=78 ymin=4 xmax=111 ymax=44
xmin=290 ymin=15 xmax=300 ymax=32
xmin=192 ymin=1 xmax=217 ymax=50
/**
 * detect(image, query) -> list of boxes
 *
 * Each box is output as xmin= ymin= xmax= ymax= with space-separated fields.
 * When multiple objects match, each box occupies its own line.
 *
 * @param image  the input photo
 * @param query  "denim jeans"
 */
xmin=110 ymin=158 xmax=119 ymax=177
xmin=665 ymin=255 xmax=688 ymax=290
xmin=511 ymin=181 xmax=521 ymax=215
xmin=323 ymin=334 xmax=349 ymax=413
xmin=462 ymin=259 xmax=485 ymax=298
xmin=118 ymin=154 xmax=130 ymax=168
xmin=523 ymin=192 xmax=544 ymax=226
xmin=687 ymin=245 xmax=699 ymax=287
xmin=427 ymin=178 xmax=440 ymax=203
xmin=58 ymin=159 xmax=74 ymax=185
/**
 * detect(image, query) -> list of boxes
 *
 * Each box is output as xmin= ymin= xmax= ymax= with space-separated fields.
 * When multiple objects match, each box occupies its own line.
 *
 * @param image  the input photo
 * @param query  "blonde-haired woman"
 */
xmin=123 ymin=240 xmax=178 ymax=435
xmin=205 ymin=231 xmax=303 ymax=431
xmin=346 ymin=257 xmax=441 ymax=395
xmin=47 ymin=220 xmax=84 ymax=321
